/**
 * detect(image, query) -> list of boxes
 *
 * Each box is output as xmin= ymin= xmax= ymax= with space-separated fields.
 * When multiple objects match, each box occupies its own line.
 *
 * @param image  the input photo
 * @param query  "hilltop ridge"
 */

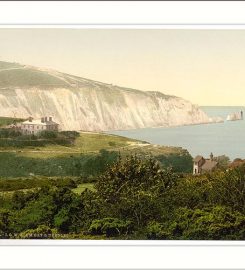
xmin=0 ymin=61 xmax=214 ymax=131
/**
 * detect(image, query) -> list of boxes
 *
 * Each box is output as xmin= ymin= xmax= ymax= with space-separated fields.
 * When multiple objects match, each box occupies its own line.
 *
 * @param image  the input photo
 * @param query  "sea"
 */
xmin=108 ymin=106 xmax=245 ymax=160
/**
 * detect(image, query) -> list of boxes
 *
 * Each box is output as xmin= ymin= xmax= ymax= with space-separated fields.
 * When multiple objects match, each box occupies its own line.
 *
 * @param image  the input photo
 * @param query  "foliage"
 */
xmin=0 ymin=154 xmax=245 ymax=240
xmin=89 ymin=218 xmax=132 ymax=237
xmin=0 ymin=209 xmax=11 ymax=237
xmin=59 ymin=131 xmax=80 ymax=139
xmin=165 ymin=206 xmax=245 ymax=240
xmin=0 ymin=128 xmax=22 ymax=138
xmin=81 ymin=149 xmax=118 ymax=176
xmin=214 ymin=155 xmax=230 ymax=168
xmin=208 ymin=166 xmax=245 ymax=213
xmin=95 ymin=155 xmax=177 ymax=227
xmin=39 ymin=130 xmax=58 ymax=139
xmin=0 ymin=177 xmax=78 ymax=192
xmin=146 ymin=221 xmax=170 ymax=240
xmin=108 ymin=141 xmax=116 ymax=147
xmin=18 ymin=225 xmax=57 ymax=239
xmin=0 ymin=116 xmax=24 ymax=128
xmin=157 ymin=152 xmax=193 ymax=173
xmin=0 ymin=129 xmax=80 ymax=148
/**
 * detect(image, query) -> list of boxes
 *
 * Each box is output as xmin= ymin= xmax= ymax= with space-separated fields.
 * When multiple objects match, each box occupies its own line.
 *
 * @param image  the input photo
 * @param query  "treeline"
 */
xmin=0 ymin=129 xmax=80 ymax=147
xmin=1 ymin=155 xmax=245 ymax=240
xmin=0 ymin=177 xmax=80 ymax=192
xmin=0 ymin=117 xmax=24 ymax=128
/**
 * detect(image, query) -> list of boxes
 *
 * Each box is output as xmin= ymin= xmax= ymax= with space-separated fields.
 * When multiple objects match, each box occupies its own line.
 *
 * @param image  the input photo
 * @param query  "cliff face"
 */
xmin=0 ymin=61 xmax=212 ymax=131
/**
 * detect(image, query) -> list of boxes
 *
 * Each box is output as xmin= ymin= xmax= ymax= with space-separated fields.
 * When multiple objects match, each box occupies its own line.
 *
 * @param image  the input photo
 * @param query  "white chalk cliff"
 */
xmin=0 ymin=61 xmax=217 ymax=131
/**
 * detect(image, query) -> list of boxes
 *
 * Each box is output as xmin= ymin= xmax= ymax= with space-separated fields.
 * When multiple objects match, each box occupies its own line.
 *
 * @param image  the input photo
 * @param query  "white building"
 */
xmin=20 ymin=116 xmax=59 ymax=135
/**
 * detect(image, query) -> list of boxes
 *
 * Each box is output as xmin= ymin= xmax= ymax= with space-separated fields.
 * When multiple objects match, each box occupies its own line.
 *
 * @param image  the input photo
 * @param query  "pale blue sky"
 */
xmin=1 ymin=29 xmax=245 ymax=105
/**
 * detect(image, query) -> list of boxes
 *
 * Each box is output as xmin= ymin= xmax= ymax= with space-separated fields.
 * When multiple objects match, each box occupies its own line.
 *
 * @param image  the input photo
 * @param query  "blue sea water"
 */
xmin=108 ymin=106 xmax=245 ymax=160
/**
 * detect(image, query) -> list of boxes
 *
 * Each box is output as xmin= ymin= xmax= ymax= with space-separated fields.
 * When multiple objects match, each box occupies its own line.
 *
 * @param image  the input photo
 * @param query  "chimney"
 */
xmin=28 ymin=117 xmax=33 ymax=122
xmin=41 ymin=117 xmax=45 ymax=123
xmin=210 ymin=152 xmax=214 ymax=161
xmin=49 ymin=117 xmax=52 ymax=122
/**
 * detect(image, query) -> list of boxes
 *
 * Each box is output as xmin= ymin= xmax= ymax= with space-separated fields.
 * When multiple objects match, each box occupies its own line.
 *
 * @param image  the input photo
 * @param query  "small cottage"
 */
xmin=193 ymin=153 xmax=218 ymax=175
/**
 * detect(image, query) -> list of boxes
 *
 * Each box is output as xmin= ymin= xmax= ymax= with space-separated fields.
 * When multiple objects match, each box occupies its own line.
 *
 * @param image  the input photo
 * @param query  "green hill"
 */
xmin=0 ymin=131 xmax=192 ymax=178
xmin=0 ymin=61 xmax=23 ymax=70
xmin=0 ymin=68 xmax=69 ymax=88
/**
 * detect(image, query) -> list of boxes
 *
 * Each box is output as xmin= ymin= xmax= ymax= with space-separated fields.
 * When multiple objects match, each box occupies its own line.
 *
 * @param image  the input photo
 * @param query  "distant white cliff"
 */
xmin=226 ymin=111 xmax=243 ymax=121
xmin=0 ymin=61 xmax=220 ymax=131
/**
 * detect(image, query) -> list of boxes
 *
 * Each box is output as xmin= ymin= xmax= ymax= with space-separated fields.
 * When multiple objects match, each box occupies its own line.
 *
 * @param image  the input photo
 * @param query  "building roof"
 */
xmin=194 ymin=155 xmax=204 ymax=162
xmin=201 ymin=160 xmax=218 ymax=171
xmin=21 ymin=119 xmax=59 ymax=126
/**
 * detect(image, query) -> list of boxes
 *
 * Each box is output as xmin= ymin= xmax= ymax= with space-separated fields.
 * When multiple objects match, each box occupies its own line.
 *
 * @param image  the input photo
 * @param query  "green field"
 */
xmin=0 ymin=130 xmax=185 ymax=158
xmin=0 ymin=128 xmax=193 ymax=178
xmin=0 ymin=131 xmax=140 ymax=158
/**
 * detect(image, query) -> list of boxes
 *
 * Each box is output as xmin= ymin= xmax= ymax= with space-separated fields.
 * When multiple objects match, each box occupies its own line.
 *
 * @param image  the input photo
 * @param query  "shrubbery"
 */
xmin=1 ymin=155 xmax=245 ymax=240
xmin=89 ymin=218 xmax=132 ymax=237
xmin=0 ymin=128 xmax=22 ymax=138
xmin=0 ymin=129 xmax=78 ymax=148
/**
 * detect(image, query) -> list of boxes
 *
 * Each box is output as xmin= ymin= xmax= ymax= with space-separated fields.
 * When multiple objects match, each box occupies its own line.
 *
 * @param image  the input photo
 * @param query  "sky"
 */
xmin=1 ymin=28 xmax=245 ymax=106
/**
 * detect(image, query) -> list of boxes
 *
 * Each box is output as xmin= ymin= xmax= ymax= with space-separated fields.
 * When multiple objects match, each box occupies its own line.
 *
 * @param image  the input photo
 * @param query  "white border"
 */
xmin=1 ymin=23 xmax=245 ymax=248
xmin=1 ymin=1 xmax=245 ymax=269
xmin=0 ymin=240 xmax=245 ymax=246
xmin=2 ymin=24 xmax=245 ymax=29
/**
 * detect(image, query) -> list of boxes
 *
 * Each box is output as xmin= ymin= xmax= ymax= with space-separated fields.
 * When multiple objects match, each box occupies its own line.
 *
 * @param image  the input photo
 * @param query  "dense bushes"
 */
xmin=157 ymin=152 xmax=193 ymax=173
xmin=95 ymin=155 xmax=177 ymax=227
xmin=0 ymin=128 xmax=22 ymax=138
xmin=0 ymin=177 xmax=78 ymax=192
xmin=1 ymin=156 xmax=245 ymax=240
xmin=18 ymin=225 xmax=57 ymax=239
xmin=145 ymin=206 xmax=245 ymax=240
xmin=89 ymin=218 xmax=132 ymax=237
xmin=0 ymin=129 xmax=79 ymax=148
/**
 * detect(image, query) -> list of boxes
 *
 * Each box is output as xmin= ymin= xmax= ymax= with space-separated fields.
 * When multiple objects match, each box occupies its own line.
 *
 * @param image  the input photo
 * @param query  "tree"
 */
xmin=214 ymin=155 xmax=230 ymax=169
xmin=208 ymin=166 xmax=245 ymax=213
xmin=89 ymin=218 xmax=132 ymax=237
xmin=0 ymin=209 xmax=11 ymax=237
xmin=54 ymin=195 xmax=84 ymax=234
xmin=95 ymin=155 xmax=178 ymax=227
xmin=165 ymin=206 xmax=245 ymax=240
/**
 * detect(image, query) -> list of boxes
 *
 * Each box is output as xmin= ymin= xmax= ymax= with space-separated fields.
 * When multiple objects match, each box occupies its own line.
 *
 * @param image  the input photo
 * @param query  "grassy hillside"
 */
xmin=0 ymin=131 xmax=192 ymax=177
xmin=0 ymin=132 xmax=140 ymax=157
xmin=0 ymin=69 xmax=69 ymax=87
xmin=0 ymin=61 xmax=23 ymax=70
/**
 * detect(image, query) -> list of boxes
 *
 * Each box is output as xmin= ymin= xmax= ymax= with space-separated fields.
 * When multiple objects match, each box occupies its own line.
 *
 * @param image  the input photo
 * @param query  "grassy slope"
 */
xmin=0 ymin=131 xmax=191 ymax=178
xmin=0 ymin=131 xmax=183 ymax=158
xmin=0 ymin=61 xmax=23 ymax=70
xmin=0 ymin=132 xmax=140 ymax=157
xmin=0 ymin=68 xmax=68 ymax=87
xmin=0 ymin=131 xmax=192 ymax=198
